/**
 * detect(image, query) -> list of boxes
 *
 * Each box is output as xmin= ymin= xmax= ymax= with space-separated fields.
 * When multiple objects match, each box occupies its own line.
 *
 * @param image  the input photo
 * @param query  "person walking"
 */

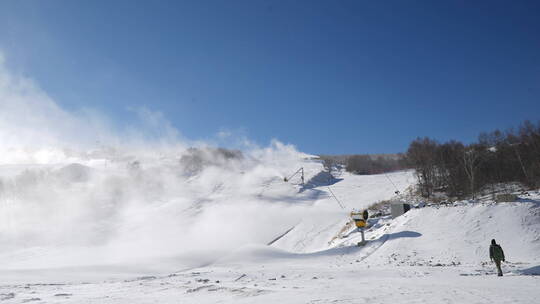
xmin=489 ymin=239 xmax=505 ymax=276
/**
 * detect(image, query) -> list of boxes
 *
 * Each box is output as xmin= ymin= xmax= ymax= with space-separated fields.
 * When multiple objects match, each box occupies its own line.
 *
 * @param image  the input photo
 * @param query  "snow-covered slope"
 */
xmin=363 ymin=202 xmax=540 ymax=267
xmin=0 ymin=147 xmax=539 ymax=303
xmin=270 ymin=170 xmax=415 ymax=253
xmin=0 ymin=144 xmax=331 ymax=276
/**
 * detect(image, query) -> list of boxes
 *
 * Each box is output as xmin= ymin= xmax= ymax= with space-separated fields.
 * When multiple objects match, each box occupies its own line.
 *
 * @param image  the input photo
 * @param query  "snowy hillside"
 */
xmin=270 ymin=170 xmax=415 ymax=253
xmin=0 ymin=147 xmax=539 ymax=303
xmin=0 ymin=144 xmax=330 ymax=275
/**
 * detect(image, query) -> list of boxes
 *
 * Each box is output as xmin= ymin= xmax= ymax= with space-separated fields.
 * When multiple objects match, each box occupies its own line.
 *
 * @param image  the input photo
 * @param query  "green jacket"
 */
xmin=490 ymin=244 xmax=505 ymax=261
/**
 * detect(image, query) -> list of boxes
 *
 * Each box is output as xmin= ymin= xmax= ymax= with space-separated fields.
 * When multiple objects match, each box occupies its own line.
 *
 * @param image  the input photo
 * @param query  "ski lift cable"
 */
xmin=327 ymin=186 xmax=346 ymax=209
xmin=383 ymin=172 xmax=400 ymax=195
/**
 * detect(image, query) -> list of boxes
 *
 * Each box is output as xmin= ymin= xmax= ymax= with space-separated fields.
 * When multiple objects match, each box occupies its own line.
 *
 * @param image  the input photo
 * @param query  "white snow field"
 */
xmin=0 ymin=148 xmax=539 ymax=304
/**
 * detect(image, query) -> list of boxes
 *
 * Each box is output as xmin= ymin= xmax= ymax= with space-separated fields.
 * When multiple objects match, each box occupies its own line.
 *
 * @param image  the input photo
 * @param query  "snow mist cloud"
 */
xmin=0 ymin=53 xmax=322 ymax=274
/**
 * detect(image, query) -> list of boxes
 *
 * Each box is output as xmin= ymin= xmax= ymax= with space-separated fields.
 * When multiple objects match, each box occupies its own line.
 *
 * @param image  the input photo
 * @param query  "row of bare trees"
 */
xmin=319 ymin=154 xmax=408 ymax=175
xmin=406 ymin=120 xmax=540 ymax=198
xmin=345 ymin=154 xmax=407 ymax=175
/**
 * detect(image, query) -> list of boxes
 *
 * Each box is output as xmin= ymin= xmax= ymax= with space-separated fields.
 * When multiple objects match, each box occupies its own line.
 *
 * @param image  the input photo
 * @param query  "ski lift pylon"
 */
xmin=283 ymin=167 xmax=304 ymax=185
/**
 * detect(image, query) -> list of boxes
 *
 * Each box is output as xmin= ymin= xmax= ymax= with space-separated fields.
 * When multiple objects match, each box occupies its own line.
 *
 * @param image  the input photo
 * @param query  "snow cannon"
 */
xmin=350 ymin=210 xmax=368 ymax=228
xmin=351 ymin=210 xmax=369 ymax=246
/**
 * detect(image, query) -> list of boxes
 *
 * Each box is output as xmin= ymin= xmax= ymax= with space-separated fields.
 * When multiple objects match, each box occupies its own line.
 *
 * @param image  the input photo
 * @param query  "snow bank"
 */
xmin=364 ymin=202 xmax=540 ymax=266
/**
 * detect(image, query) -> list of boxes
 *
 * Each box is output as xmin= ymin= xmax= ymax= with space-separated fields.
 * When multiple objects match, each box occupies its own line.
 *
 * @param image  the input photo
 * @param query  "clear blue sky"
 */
xmin=1 ymin=0 xmax=539 ymax=154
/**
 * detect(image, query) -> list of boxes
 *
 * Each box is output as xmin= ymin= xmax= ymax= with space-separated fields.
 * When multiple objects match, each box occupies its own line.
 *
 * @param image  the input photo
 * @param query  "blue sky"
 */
xmin=0 ymin=0 xmax=539 ymax=154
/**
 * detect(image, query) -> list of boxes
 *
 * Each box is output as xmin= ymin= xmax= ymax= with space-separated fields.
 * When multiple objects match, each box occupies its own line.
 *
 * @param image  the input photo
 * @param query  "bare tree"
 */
xmin=462 ymin=146 xmax=482 ymax=199
xmin=406 ymin=137 xmax=438 ymax=197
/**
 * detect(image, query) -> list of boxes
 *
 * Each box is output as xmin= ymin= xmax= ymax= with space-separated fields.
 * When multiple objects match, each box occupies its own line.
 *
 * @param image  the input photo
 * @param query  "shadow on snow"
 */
xmin=269 ymin=230 xmax=422 ymax=259
xmin=518 ymin=265 xmax=540 ymax=276
xmin=516 ymin=197 xmax=540 ymax=207
xmin=300 ymin=171 xmax=343 ymax=193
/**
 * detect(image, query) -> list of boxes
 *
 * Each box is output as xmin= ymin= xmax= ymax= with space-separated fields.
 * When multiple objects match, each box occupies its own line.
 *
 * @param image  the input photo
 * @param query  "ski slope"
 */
xmin=0 ymin=147 xmax=411 ymax=277
xmin=0 ymin=149 xmax=539 ymax=303
xmin=270 ymin=170 xmax=415 ymax=253
xmin=0 ymin=144 xmax=325 ymax=277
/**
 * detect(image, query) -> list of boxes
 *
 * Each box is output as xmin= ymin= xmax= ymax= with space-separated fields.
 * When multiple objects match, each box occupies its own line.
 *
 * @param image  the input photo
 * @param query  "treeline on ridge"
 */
xmin=319 ymin=153 xmax=409 ymax=175
xmin=406 ymin=120 xmax=540 ymax=199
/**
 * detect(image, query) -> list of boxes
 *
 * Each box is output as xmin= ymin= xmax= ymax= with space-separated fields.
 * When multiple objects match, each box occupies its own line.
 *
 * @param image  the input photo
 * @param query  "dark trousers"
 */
xmin=494 ymin=259 xmax=503 ymax=276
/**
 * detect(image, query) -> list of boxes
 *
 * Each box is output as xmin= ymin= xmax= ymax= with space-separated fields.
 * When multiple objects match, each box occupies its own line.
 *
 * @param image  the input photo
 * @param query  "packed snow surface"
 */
xmin=0 ymin=149 xmax=539 ymax=303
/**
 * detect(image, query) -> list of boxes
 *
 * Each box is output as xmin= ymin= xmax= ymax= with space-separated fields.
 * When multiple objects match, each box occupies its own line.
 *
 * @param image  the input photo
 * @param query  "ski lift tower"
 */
xmin=283 ymin=167 xmax=304 ymax=185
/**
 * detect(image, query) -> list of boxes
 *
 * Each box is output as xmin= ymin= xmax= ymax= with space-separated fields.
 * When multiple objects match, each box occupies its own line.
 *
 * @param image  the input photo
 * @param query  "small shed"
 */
xmin=391 ymin=201 xmax=411 ymax=219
